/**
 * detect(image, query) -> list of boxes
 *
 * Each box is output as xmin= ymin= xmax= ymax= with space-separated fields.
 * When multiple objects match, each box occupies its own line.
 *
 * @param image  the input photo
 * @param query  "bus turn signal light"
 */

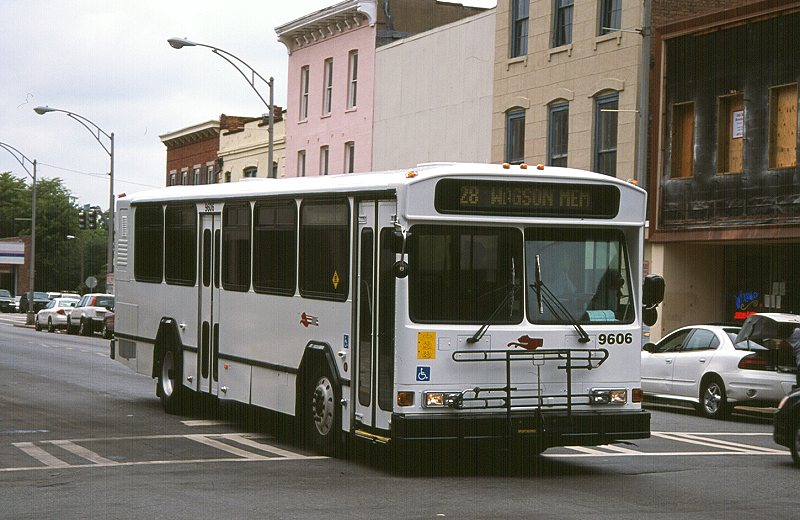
xmin=397 ymin=391 xmax=414 ymax=407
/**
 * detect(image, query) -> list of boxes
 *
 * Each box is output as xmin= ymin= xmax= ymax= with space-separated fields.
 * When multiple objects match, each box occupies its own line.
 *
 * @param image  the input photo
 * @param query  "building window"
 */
xmin=344 ymin=141 xmax=355 ymax=173
xmin=717 ymin=93 xmax=744 ymax=174
xmin=505 ymin=109 xmax=525 ymax=164
xmin=169 ymin=172 xmax=176 ymax=186
xmin=272 ymin=161 xmax=278 ymax=179
xmin=253 ymin=199 xmax=297 ymax=296
xmin=670 ymin=102 xmax=695 ymax=179
xmin=320 ymin=145 xmax=329 ymax=176
xmin=181 ymin=170 xmax=188 ymax=185
xmin=133 ymin=204 xmax=163 ymax=283
xmin=243 ymin=167 xmax=257 ymax=178
xmin=322 ymin=58 xmax=333 ymax=115
xmin=594 ymin=93 xmax=618 ymax=176
xmin=548 ymin=102 xmax=569 ymax=167
xmin=553 ymin=0 xmax=574 ymax=47
xmin=222 ymin=202 xmax=251 ymax=292
xmin=193 ymin=167 xmax=200 ymax=185
xmin=206 ymin=164 xmax=216 ymax=184
xmin=299 ymin=65 xmax=310 ymax=120
xmin=299 ymin=199 xmax=349 ymax=301
xmin=297 ymin=150 xmax=306 ymax=177
xmin=599 ymin=0 xmax=621 ymax=35
xmin=164 ymin=204 xmax=197 ymax=286
xmin=769 ymin=84 xmax=797 ymax=170
xmin=347 ymin=50 xmax=358 ymax=109
xmin=225 ymin=171 xmax=231 ymax=183
xmin=510 ymin=0 xmax=529 ymax=58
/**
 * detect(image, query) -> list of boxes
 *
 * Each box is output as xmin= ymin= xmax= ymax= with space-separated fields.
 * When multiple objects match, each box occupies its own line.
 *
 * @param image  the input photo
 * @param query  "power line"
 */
xmin=37 ymin=161 xmax=161 ymax=188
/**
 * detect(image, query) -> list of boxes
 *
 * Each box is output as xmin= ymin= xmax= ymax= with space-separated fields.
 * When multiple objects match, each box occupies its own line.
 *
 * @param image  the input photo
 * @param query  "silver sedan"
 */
xmin=35 ymin=298 xmax=78 ymax=332
xmin=641 ymin=322 xmax=797 ymax=419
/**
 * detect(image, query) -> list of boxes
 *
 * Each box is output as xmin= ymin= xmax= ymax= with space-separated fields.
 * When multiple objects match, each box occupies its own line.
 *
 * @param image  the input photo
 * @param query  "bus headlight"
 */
xmin=423 ymin=391 xmax=463 ymax=408
xmin=590 ymin=388 xmax=627 ymax=404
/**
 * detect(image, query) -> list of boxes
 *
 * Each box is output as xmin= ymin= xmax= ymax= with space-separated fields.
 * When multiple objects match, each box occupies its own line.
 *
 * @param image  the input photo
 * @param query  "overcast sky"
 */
xmin=0 ymin=0 xmax=494 ymax=211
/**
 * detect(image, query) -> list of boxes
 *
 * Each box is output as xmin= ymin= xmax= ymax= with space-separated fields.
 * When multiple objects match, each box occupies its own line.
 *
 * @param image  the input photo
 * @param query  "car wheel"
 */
xmin=66 ymin=317 xmax=77 ymax=335
xmin=302 ymin=365 xmax=338 ymax=456
xmin=47 ymin=318 xmax=55 ymax=333
xmin=34 ymin=316 xmax=42 ymax=331
xmin=102 ymin=322 xmax=112 ymax=339
xmin=791 ymin=422 xmax=800 ymax=467
xmin=699 ymin=377 xmax=729 ymax=419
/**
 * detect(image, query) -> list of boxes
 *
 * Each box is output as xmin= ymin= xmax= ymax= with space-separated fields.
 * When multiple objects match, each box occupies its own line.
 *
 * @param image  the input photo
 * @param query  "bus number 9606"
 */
xmin=598 ymin=333 xmax=633 ymax=345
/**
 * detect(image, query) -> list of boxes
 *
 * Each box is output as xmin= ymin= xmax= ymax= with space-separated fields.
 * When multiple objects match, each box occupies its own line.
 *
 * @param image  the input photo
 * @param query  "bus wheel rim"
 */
xmin=312 ymin=375 xmax=334 ymax=436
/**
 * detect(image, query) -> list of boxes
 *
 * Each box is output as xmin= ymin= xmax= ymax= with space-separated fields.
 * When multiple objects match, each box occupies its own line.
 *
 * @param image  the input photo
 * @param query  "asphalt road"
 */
xmin=0 ymin=313 xmax=796 ymax=520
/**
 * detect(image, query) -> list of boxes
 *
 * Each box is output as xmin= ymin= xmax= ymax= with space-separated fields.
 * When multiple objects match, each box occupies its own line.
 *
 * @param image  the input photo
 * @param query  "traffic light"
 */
xmin=88 ymin=208 xmax=97 ymax=229
xmin=78 ymin=210 xmax=86 ymax=229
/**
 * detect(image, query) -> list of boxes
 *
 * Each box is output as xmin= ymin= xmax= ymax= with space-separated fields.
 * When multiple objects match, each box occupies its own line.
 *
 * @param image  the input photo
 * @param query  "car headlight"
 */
xmin=590 ymin=388 xmax=627 ymax=404
xmin=423 ymin=391 xmax=463 ymax=408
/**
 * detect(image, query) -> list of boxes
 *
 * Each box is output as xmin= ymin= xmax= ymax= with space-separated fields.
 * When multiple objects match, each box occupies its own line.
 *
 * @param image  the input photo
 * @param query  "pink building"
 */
xmin=276 ymin=0 xmax=487 ymax=177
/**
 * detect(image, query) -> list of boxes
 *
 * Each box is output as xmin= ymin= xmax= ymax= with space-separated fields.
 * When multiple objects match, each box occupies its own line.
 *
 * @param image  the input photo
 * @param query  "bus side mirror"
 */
xmin=643 ymin=275 xmax=665 ymax=308
xmin=643 ymin=307 xmax=658 ymax=327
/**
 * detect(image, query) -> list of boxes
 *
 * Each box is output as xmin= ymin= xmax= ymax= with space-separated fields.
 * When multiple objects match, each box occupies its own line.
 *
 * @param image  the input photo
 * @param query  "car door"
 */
xmin=641 ymin=328 xmax=691 ymax=394
xmin=670 ymin=328 xmax=720 ymax=398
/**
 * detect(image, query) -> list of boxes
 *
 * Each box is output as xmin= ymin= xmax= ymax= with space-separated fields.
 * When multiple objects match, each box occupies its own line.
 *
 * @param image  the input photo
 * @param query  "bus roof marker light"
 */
xmin=536 ymin=164 xmax=545 ymax=170
xmin=520 ymin=163 xmax=528 ymax=169
xmin=502 ymin=163 xmax=510 ymax=169
xmin=406 ymin=171 xmax=417 ymax=178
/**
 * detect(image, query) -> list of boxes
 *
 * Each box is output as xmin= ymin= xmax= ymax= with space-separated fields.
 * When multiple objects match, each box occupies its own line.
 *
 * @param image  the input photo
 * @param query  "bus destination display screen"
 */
xmin=434 ymin=179 xmax=620 ymax=218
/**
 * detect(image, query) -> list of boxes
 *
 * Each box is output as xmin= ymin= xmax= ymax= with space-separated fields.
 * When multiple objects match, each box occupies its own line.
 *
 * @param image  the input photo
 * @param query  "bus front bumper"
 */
xmin=391 ymin=409 xmax=650 ymax=450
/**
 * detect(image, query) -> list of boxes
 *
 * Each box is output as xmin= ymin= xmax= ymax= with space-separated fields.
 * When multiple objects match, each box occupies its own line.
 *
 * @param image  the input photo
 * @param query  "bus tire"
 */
xmin=158 ymin=346 xmax=186 ymax=415
xmin=303 ymin=365 xmax=338 ymax=456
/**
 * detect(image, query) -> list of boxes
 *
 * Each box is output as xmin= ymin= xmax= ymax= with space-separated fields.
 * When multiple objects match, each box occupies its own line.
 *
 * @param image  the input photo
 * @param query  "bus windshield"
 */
xmin=409 ymin=225 xmax=523 ymax=324
xmin=525 ymin=228 xmax=633 ymax=325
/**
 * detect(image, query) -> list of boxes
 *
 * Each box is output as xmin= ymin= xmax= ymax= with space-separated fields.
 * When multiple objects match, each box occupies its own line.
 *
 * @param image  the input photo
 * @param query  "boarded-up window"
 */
xmin=717 ymin=94 xmax=744 ymax=174
xmin=769 ymin=84 xmax=798 ymax=169
xmin=670 ymin=102 xmax=694 ymax=179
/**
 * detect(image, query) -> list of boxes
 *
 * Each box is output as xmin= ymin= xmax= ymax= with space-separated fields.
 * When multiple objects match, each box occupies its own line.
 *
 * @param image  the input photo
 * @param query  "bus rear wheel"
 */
xmin=159 ymin=348 xmax=187 ymax=415
xmin=303 ymin=368 xmax=337 ymax=456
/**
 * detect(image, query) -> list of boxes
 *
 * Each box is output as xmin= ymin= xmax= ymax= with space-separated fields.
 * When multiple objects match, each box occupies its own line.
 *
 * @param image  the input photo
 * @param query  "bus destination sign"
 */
xmin=434 ymin=179 xmax=620 ymax=218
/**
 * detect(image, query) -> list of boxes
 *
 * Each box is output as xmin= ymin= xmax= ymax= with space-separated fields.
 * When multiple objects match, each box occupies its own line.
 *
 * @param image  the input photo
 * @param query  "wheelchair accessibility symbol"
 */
xmin=416 ymin=366 xmax=431 ymax=382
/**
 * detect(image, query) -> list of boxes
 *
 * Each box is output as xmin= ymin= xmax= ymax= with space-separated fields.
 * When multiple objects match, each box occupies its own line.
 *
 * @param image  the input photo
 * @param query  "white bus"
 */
xmin=111 ymin=162 xmax=663 ymax=462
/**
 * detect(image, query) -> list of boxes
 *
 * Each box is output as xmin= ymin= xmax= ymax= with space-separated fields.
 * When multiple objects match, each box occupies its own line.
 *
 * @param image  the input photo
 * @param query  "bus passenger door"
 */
xmin=198 ymin=210 xmax=221 ymax=396
xmin=354 ymin=199 xmax=397 ymax=434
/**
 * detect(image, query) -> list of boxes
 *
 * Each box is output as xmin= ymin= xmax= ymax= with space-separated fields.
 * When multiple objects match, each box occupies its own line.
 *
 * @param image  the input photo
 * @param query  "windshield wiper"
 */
xmin=467 ymin=258 xmax=519 ymax=344
xmin=531 ymin=255 xmax=590 ymax=343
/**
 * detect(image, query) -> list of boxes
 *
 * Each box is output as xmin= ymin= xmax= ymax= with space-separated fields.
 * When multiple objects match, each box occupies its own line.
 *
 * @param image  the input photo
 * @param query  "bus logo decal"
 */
xmin=416 ymin=366 xmax=431 ymax=382
xmin=508 ymin=335 xmax=543 ymax=350
xmin=332 ymin=271 xmax=340 ymax=290
xmin=300 ymin=312 xmax=319 ymax=328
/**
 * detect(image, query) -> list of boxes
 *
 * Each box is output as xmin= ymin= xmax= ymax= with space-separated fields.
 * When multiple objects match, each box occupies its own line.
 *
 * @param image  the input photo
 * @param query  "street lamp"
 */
xmin=33 ymin=106 xmax=115 ymax=289
xmin=0 ymin=141 xmax=37 ymax=325
xmin=167 ymin=37 xmax=275 ymax=179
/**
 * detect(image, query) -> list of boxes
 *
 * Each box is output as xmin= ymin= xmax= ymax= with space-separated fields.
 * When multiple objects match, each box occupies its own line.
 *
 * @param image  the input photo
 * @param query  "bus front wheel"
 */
xmin=303 ymin=368 xmax=337 ymax=456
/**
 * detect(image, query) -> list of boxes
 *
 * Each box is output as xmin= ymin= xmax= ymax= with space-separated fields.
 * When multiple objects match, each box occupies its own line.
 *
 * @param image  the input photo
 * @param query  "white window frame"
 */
xmin=320 ymin=145 xmax=329 ymax=176
xmin=322 ymin=58 xmax=333 ymax=116
xmin=298 ymin=150 xmax=306 ymax=177
xmin=344 ymin=141 xmax=355 ymax=173
xmin=299 ymin=65 xmax=310 ymax=120
xmin=347 ymin=50 xmax=358 ymax=109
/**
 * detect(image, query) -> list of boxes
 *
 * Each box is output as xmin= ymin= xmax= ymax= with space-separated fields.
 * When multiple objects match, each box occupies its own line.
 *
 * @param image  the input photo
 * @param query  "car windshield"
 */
xmin=0 ymin=289 xmax=11 ymax=298
xmin=526 ymin=228 xmax=634 ymax=325
xmin=62 ymin=300 xmax=77 ymax=307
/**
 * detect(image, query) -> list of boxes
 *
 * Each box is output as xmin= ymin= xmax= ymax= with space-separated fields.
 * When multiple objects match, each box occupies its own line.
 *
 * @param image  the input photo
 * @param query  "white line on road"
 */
xmin=48 ymin=440 xmax=119 ymax=465
xmin=186 ymin=434 xmax=269 ymax=460
xmin=12 ymin=442 xmax=69 ymax=467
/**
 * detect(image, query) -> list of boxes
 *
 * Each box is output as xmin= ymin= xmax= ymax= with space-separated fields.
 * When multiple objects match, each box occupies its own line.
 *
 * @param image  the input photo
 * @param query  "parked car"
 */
xmin=0 ymin=289 xmax=14 ymax=313
xmin=774 ymin=388 xmax=800 ymax=466
xmin=11 ymin=296 xmax=21 ymax=313
xmin=642 ymin=316 xmax=798 ymax=419
xmin=47 ymin=291 xmax=80 ymax=300
xmin=102 ymin=311 xmax=114 ymax=339
xmin=35 ymin=298 xmax=78 ymax=332
xmin=67 ymin=293 xmax=114 ymax=336
xmin=18 ymin=292 xmax=51 ymax=313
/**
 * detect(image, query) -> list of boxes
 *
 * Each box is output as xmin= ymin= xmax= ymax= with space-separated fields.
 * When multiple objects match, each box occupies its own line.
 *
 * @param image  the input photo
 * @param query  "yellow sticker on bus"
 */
xmin=417 ymin=331 xmax=436 ymax=360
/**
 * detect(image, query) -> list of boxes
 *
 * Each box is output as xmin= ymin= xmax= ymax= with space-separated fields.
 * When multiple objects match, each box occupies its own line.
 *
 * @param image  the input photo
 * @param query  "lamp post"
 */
xmin=34 ymin=106 xmax=115 ymax=289
xmin=0 ymin=141 xmax=37 ymax=325
xmin=167 ymin=37 xmax=275 ymax=179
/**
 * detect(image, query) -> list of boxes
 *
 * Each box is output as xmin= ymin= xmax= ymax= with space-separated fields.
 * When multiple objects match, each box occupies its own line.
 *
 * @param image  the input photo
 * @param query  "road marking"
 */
xmin=220 ymin=434 xmax=305 ymax=459
xmin=651 ymin=432 xmax=785 ymax=454
xmin=186 ymin=434 xmax=268 ymax=460
xmin=13 ymin=442 xmax=69 ymax=467
xmin=182 ymin=420 xmax=228 ymax=427
xmin=48 ymin=440 xmax=119 ymax=465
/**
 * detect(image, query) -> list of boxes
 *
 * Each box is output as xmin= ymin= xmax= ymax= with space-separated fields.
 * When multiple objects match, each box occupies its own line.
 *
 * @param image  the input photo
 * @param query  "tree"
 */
xmin=0 ymin=172 xmax=108 ymax=293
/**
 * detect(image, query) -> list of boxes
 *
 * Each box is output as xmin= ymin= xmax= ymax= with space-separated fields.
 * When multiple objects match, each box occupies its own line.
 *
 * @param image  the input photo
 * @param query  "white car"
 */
xmin=67 ymin=293 xmax=114 ymax=336
xmin=35 ymin=298 xmax=78 ymax=332
xmin=641 ymin=317 xmax=798 ymax=419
